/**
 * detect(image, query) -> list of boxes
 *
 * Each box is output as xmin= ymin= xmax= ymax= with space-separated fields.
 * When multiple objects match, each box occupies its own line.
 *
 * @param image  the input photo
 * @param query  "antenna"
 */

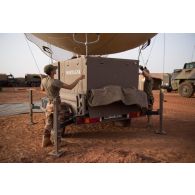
xmin=191 ymin=45 xmax=195 ymax=62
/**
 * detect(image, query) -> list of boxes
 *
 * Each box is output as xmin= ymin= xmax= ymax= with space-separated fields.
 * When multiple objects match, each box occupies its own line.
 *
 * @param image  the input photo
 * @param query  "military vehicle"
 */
xmin=7 ymin=74 xmax=18 ymax=87
xmin=0 ymin=74 xmax=18 ymax=87
xmin=0 ymin=74 xmax=8 ymax=87
xmin=160 ymin=73 xmax=172 ymax=92
xmin=166 ymin=62 xmax=195 ymax=97
xmin=25 ymin=74 xmax=42 ymax=87
xmin=15 ymin=77 xmax=26 ymax=87
xmin=172 ymin=62 xmax=195 ymax=97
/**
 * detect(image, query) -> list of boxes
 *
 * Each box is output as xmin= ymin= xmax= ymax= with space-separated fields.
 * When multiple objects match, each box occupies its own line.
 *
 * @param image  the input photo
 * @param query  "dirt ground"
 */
xmin=0 ymin=88 xmax=195 ymax=163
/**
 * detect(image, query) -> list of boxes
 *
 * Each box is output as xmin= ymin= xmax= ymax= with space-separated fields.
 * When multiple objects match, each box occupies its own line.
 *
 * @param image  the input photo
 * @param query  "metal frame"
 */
xmin=57 ymin=61 xmax=60 ymax=80
xmin=28 ymin=89 xmax=40 ymax=125
xmin=73 ymin=33 xmax=100 ymax=56
xmin=76 ymin=94 xmax=87 ymax=116
xmin=49 ymin=99 xmax=64 ymax=157
xmin=28 ymin=89 xmax=34 ymax=124
xmin=156 ymin=89 xmax=166 ymax=134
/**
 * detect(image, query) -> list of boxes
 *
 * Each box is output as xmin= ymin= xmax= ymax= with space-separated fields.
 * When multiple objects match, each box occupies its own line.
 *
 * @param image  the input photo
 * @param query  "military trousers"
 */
xmin=43 ymin=100 xmax=64 ymax=138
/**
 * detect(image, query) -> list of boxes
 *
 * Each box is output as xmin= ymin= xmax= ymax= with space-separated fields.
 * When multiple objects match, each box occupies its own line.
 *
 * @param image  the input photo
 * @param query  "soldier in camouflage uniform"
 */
xmin=139 ymin=65 xmax=154 ymax=127
xmin=41 ymin=64 xmax=85 ymax=147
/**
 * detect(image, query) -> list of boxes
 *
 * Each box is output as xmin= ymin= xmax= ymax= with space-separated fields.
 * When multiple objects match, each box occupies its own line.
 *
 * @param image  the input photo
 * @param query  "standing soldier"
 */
xmin=139 ymin=65 xmax=154 ymax=127
xmin=41 ymin=64 xmax=85 ymax=147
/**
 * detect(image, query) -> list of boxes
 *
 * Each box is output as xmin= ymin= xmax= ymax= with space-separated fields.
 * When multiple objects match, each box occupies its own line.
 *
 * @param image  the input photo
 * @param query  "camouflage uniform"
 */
xmin=44 ymin=100 xmax=65 ymax=138
xmin=41 ymin=76 xmax=65 ymax=140
xmin=144 ymin=77 xmax=154 ymax=110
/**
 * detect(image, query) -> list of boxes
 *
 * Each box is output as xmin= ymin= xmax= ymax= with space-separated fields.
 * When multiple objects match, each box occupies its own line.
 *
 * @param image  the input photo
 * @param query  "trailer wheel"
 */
xmin=178 ymin=82 xmax=194 ymax=98
xmin=114 ymin=119 xmax=131 ymax=127
xmin=60 ymin=103 xmax=74 ymax=137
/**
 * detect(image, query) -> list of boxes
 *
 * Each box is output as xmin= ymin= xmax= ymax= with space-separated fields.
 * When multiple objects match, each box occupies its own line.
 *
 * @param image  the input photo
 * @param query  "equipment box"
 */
xmin=55 ymin=56 xmax=141 ymax=118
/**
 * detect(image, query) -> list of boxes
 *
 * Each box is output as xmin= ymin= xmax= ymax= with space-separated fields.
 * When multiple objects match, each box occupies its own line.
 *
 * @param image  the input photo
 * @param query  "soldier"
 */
xmin=139 ymin=65 xmax=154 ymax=127
xmin=41 ymin=64 xmax=85 ymax=147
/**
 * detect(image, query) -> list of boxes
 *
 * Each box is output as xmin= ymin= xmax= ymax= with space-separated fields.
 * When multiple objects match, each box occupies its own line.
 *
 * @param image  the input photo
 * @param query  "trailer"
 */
xmin=40 ymin=56 xmax=163 ymax=137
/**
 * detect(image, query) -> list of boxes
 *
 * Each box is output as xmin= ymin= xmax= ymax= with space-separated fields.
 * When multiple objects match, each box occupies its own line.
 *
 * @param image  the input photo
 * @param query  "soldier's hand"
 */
xmin=139 ymin=65 xmax=144 ymax=71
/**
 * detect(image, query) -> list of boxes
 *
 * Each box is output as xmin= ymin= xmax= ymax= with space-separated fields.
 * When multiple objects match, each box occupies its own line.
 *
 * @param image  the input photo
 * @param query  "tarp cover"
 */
xmin=88 ymin=85 xmax=148 ymax=108
xmin=31 ymin=33 xmax=156 ymax=56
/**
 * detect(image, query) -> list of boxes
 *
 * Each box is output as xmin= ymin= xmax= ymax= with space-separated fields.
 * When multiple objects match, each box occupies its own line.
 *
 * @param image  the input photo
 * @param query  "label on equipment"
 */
xmin=66 ymin=70 xmax=81 ymax=75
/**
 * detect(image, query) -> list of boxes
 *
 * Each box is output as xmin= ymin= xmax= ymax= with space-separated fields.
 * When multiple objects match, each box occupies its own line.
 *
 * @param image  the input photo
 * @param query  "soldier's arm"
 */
xmin=40 ymin=78 xmax=46 ymax=92
xmin=139 ymin=65 xmax=151 ymax=80
xmin=142 ymin=70 xmax=151 ymax=79
xmin=40 ymin=84 xmax=45 ymax=91
xmin=40 ymin=80 xmax=45 ymax=91
xmin=62 ymin=75 xmax=85 ymax=90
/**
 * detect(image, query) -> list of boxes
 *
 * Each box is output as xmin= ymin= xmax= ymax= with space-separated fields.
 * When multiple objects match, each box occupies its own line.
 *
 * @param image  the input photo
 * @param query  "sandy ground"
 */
xmin=0 ymin=88 xmax=44 ymax=104
xmin=0 ymin=88 xmax=195 ymax=163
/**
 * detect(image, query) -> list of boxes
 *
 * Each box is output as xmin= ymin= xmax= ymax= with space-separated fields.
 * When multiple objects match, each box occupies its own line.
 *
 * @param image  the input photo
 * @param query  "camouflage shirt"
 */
xmin=41 ymin=76 xmax=64 ymax=101
xmin=144 ymin=77 xmax=154 ymax=105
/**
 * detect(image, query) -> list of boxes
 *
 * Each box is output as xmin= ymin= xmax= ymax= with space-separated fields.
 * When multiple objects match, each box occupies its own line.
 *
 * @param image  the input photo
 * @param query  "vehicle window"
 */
xmin=186 ymin=63 xmax=195 ymax=69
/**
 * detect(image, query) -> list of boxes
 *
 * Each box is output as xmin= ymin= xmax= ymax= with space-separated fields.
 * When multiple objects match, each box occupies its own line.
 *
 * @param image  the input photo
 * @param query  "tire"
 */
xmin=31 ymin=82 xmax=36 ymax=87
xmin=60 ymin=103 xmax=74 ymax=137
xmin=178 ymin=82 xmax=194 ymax=98
xmin=167 ymin=88 xmax=172 ymax=93
xmin=114 ymin=119 xmax=131 ymax=127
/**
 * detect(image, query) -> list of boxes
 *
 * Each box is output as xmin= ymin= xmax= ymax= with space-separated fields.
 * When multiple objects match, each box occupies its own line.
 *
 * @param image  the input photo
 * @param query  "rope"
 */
xmin=24 ymin=34 xmax=42 ymax=76
xmin=138 ymin=39 xmax=151 ymax=66
xmin=162 ymin=33 xmax=166 ymax=86
xmin=140 ymin=51 xmax=145 ymax=65
xmin=145 ymin=36 xmax=157 ymax=67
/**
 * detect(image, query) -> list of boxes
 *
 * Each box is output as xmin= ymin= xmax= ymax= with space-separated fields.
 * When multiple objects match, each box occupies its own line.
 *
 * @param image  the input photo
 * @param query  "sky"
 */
xmin=0 ymin=33 xmax=195 ymax=77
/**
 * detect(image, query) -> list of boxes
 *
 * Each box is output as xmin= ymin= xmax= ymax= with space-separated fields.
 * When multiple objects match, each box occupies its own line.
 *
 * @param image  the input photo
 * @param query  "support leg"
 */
xmin=49 ymin=99 xmax=64 ymax=157
xmin=28 ymin=89 xmax=35 ymax=125
xmin=156 ymin=89 xmax=166 ymax=134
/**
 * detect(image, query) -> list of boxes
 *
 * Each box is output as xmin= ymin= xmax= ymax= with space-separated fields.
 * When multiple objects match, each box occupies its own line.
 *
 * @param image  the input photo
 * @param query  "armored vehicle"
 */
xmin=0 ymin=74 xmax=18 ymax=87
xmin=25 ymin=74 xmax=42 ymax=87
xmin=171 ymin=62 xmax=195 ymax=97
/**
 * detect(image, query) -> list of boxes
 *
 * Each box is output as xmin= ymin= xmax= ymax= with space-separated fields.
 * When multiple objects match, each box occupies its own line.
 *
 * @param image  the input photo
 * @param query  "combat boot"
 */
xmin=42 ymin=135 xmax=53 ymax=147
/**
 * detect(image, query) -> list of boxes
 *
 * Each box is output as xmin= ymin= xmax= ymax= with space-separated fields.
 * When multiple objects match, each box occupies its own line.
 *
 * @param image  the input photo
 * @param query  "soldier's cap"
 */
xmin=44 ymin=64 xmax=57 ymax=75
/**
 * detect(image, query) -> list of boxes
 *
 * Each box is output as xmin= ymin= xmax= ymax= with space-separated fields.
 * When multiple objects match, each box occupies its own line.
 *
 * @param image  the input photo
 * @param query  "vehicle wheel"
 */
xmin=60 ymin=103 xmax=74 ymax=137
xmin=114 ymin=119 xmax=131 ymax=127
xmin=178 ymin=82 xmax=194 ymax=98
xmin=31 ymin=82 xmax=36 ymax=87
xmin=167 ymin=88 xmax=172 ymax=93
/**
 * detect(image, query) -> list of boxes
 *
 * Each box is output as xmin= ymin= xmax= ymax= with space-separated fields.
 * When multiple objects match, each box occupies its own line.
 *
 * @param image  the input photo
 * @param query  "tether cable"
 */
xmin=24 ymin=34 xmax=42 ymax=77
